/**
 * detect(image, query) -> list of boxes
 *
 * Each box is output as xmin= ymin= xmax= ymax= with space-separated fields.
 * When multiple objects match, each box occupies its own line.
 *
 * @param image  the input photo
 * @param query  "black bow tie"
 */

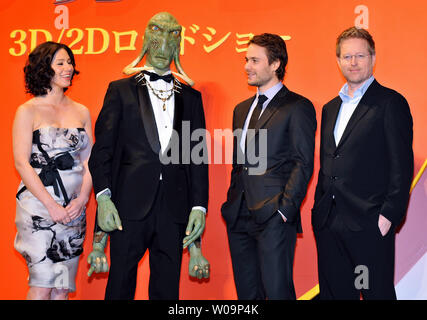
xmin=143 ymin=71 xmax=174 ymax=83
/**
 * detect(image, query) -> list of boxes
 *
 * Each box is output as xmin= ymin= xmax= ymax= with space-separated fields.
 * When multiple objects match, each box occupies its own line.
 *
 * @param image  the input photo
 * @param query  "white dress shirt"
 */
xmin=144 ymin=71 xmax=175 ymax=154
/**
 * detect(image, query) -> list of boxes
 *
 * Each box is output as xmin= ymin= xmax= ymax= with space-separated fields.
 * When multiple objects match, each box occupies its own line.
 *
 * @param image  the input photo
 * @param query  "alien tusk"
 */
xmin=123 ymin=66 xmax=154 ymax=76
xmin=122 ymin=44 xmax=148 ymax=75
xmin=172 ymin=71 xmax=194 ymax=86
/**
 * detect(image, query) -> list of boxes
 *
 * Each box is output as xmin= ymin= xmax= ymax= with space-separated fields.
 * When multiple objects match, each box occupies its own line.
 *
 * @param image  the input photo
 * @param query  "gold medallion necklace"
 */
xmin=136 ymin=72 xmax=182 ymax=111
xmin=145 ymin=78 xmax=175 ymax=111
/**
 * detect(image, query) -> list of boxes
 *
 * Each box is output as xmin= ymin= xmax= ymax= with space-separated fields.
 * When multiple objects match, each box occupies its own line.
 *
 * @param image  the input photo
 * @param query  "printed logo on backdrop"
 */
xmin=9 ymin=2 xmax=292 ymax=57
xmin=9 ymin=3 xmax=369 ymax=57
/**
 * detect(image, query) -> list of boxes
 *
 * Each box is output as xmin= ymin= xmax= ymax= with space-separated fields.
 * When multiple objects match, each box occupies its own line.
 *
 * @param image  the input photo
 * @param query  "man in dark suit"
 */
xmin=87 ymin=12 xmax=209 ymax=300
xmin=221 ymin=33 xmax=317 ymax=300
xmin=312 ymin=27 xmax=413 ymax=299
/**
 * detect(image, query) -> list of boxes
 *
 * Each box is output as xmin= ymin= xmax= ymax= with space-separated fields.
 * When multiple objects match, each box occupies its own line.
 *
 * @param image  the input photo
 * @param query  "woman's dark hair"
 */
xmin=24 ymin=41 xmax=79 ymax=96
xmin=249 ymin=33 xmax=288 ymax=81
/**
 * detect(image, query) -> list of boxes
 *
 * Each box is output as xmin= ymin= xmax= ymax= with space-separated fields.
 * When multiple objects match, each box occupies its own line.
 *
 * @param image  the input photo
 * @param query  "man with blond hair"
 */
xmin=312 ymin=27 xmax=413 ymax=299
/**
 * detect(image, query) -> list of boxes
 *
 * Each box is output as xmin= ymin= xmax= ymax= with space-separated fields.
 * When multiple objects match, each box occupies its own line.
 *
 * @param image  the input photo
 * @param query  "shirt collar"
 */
xmin=339 ymin=75 xmax=375 ymax=102
xmin=257 ymin=81 xmax=283 ymax=102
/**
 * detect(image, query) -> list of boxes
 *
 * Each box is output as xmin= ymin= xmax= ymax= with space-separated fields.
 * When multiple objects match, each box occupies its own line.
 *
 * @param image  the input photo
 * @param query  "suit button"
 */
xmin=331 ymin=176 xmax=338 ymax=181
xmin=333 ymin=154 xmax=340 ymax=159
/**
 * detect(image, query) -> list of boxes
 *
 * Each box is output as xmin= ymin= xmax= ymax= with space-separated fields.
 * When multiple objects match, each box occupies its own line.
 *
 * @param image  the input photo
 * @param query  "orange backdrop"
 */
xmin=1 ymin=0 xmax=426 ymax=300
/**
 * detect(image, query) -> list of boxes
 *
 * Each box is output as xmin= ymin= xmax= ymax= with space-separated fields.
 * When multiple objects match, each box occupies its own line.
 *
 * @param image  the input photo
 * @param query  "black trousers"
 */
xmin=227 ymin=197 xmax=297 ymax=300
xmin=105 ymin=182 xmax=185 ymax=300
xmin=315 ymin=203 xmax=396 ymax=300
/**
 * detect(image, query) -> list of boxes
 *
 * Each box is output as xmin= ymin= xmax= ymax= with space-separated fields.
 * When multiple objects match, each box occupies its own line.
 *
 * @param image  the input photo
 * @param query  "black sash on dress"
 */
xmin=16 ymin=130 xmax=74 ymax=207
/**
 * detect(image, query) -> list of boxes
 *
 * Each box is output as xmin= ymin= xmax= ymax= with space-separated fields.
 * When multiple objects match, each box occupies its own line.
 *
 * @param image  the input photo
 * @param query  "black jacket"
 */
xmin=312 ymin=80 xmax=413 ymax=231
xmin=221 ymin=86 xmax=317 ymax=233
xmin=89 ymin=75 xmax=209 ymax=224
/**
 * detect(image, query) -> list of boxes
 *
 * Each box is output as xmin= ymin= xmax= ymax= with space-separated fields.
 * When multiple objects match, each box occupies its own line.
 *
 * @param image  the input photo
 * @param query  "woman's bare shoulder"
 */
xmin=68 ymin=98 xmax=89 ymax=113
xmin=68 ymin=99 xmax=91 ymax=126
xmin=15 ymin=98 xmax=37 ymax=118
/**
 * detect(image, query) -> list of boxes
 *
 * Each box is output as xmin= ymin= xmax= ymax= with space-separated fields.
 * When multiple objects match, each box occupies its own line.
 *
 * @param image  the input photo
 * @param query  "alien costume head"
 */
xmin=123 ymin=12 xmax=194 ymax=86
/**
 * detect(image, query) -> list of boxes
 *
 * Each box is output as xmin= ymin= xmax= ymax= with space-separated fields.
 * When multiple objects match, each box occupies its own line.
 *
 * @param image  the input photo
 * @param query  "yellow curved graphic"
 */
xmin=410 ymin=158 xmax=427 ymax=193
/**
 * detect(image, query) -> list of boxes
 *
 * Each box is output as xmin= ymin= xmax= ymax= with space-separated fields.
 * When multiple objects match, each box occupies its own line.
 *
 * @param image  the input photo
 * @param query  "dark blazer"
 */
xmin=312 ymin=80 xmax=413 ymax=231
xmin=89 ymin=75 xmax=209 ymax=224
xmin=221 ymin=86 xmax=317 ymax=233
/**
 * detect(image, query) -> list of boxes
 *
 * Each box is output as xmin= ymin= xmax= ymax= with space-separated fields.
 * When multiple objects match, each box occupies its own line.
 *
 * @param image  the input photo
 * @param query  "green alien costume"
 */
xmin=87 ymin=12 xmax=210 ymax=299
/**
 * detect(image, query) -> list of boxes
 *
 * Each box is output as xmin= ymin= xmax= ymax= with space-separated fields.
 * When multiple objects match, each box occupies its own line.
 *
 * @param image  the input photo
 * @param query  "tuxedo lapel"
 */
xmin=173 ymin=89 xmax=184 ymax=134
xmin=136 ymin=79 xmax=161 ymax=154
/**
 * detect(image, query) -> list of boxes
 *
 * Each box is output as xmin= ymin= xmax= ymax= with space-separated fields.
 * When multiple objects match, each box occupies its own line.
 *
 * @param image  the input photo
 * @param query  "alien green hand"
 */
xmin=183 ymin=209 xmax=205 ymax=249
xmin=97 ymin=194 xmax=122 ymax=232
xmin=87 ymin=231 xmax=109 ymax=277
xmin=189 ymin=243 xmax=210 ymax=279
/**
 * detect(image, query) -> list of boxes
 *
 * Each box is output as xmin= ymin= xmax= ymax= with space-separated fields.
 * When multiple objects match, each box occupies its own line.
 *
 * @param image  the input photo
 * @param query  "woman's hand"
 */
xmin=47 ymin=202 xmax=72 ymax=224
xmin=65 ymin=196 xmax=88 ymax=221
